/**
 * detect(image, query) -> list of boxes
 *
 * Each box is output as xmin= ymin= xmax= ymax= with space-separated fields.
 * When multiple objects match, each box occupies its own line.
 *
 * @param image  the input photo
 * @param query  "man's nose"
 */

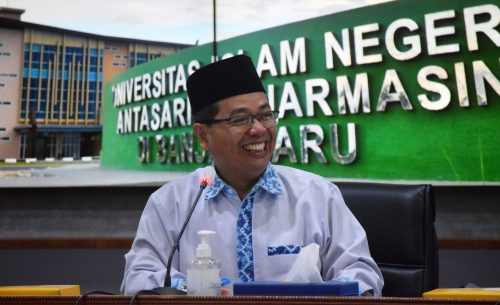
xmin=248 ymin=118 xmax=267 ymax=134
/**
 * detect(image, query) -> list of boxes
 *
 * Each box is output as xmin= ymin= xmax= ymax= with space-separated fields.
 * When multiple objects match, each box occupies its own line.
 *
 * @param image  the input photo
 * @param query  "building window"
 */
xmin=0 ymin=127 xmax=6 ymax=132
xmin=0 ymin=73 xmax=17 ymax=78
xmin=1 ymin=136 xmax=11 ymax=142
xmin=0 ymin=101 xmax=11 ymax=106
xmin=20 ymin=42 xmax=103 ymax=123
xmin=63 ymin=133 xmax=81 ymax=158
xmin=44 ymin=133 xmax=81 ymax=158
xmin=46 ymin=133 xmax=57 ymax=158
xmin=129 ymin=51 xmax=163 ymax=68
xmin=19 ymin=134 xmax=27 ymax=159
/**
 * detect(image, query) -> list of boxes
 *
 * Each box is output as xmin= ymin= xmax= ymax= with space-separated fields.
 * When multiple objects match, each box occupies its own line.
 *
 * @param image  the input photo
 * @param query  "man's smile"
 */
xmin=243 ymin=142 xmax=266 ymax=152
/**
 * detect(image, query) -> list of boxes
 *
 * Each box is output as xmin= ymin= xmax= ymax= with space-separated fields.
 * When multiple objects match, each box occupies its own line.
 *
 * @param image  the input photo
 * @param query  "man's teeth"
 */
xmin=244 ymin=142 xmax=265 ymax=151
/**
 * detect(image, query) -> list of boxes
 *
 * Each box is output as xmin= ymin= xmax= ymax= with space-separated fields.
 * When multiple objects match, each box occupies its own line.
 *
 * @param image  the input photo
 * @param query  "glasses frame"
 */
xmin=200 ymin=110 xmax=279 ymax=127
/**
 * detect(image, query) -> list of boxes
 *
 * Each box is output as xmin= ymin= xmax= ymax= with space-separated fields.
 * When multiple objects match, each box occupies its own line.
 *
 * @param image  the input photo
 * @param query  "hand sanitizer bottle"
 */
xmin=187 ymin=230 xmax=221 ymax=296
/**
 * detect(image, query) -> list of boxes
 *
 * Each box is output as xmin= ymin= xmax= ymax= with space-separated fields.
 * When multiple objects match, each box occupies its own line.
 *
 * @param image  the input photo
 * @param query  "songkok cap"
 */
xmin=187 ymin=54 xmax=265 ymax=115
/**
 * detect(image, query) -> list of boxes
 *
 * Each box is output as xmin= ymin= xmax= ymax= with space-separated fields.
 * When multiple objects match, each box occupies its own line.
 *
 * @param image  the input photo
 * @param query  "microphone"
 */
xmin=151 ymin=166 xmax=216 ymax=295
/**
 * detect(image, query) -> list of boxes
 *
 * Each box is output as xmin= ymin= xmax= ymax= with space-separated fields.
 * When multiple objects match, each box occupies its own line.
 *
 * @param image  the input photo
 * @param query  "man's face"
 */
xmin=194 ymin=92 xmax=276 ymax=182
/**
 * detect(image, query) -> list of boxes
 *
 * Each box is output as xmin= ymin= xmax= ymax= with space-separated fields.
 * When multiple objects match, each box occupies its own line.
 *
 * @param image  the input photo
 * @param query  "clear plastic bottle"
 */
xmin=187 ymin=230 xmax=221 ymax=296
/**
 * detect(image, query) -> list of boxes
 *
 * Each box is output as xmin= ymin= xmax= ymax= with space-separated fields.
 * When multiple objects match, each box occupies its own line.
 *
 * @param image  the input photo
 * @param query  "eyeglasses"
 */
xmin=201 ymin=111 xmax=279 ymax=127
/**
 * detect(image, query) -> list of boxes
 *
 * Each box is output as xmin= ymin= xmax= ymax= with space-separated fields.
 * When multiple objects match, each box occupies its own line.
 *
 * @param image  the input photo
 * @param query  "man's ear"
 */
xmin=193 ymin=123 xmax=209 ymax=150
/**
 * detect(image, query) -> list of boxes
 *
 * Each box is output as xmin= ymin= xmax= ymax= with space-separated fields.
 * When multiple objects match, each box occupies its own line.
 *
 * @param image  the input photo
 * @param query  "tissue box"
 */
xmin=233 ymin=281 xmax=359 ymax=296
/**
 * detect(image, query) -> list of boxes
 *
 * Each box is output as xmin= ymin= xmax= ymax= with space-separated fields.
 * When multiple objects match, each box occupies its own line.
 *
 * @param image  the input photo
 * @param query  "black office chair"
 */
xmin=337 ymin=182 xmax=439 ymax=297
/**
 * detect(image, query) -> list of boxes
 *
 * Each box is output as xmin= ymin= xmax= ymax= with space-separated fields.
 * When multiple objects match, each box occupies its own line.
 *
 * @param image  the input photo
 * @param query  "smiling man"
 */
xmin=121 ymin=55 xmax=384 ymax=296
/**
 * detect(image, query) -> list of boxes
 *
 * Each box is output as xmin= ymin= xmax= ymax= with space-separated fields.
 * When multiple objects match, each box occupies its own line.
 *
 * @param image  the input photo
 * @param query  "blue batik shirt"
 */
xmin=121 ymin=164 xmax=384 ymax=296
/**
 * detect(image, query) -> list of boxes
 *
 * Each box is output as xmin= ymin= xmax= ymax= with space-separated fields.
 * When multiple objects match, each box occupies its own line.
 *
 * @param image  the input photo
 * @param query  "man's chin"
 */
xmin=245 ymin=159 xmax=270 ymax=175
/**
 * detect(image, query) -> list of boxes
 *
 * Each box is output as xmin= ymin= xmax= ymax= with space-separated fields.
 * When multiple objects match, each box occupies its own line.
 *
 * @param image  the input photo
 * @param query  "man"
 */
xmin=121 ymin=55 xmax=383 ymax=296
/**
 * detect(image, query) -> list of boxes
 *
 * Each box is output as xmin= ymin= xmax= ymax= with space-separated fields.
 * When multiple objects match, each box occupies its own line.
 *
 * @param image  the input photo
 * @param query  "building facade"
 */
xmin=0 ymin=7 xmax=190 ymax=160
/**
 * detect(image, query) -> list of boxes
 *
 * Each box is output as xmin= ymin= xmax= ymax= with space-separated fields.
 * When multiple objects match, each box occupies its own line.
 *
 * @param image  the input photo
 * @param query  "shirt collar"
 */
xmin=205 ymin=164 xmax=283 ymax=200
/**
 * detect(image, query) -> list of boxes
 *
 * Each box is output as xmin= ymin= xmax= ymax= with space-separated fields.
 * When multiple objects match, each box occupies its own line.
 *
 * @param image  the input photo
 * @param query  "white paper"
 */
xmin=283 ymin=243 xmax=323 ymax=283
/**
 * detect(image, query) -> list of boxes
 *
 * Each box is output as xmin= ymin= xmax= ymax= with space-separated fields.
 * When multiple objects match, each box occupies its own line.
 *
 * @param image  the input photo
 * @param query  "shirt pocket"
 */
xmin=267 ymin=244 xmax=302 ymax=256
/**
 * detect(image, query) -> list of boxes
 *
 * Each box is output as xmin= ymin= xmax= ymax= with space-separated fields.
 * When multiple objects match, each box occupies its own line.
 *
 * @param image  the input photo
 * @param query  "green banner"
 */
xmin=102 ymin=0 xmax=500 ymax=183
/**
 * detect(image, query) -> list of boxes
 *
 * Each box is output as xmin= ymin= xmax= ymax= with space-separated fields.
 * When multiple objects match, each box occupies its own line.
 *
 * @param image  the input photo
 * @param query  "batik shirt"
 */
xmin=121 ymin=164 xmax=383 ymax=295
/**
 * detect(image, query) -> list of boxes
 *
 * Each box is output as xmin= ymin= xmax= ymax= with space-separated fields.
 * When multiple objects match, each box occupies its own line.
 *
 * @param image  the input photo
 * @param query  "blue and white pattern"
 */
xmin=205 ymin=164 xmax=283 ymax=282
xmin=267 ymin=245 xmax=302 ymax=256
xmin=205 ymin=164 xmax=282 ymax=200
xmin=236 ymin=191 xmax=257 ymax=281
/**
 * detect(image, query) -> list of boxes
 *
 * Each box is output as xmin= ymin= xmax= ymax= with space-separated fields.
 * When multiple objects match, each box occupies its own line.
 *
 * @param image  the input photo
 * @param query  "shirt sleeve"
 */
xmin=120 ymin=190 xmax=186 ymax=294
xmin=321 ymin=184 xmax=384 ymax=296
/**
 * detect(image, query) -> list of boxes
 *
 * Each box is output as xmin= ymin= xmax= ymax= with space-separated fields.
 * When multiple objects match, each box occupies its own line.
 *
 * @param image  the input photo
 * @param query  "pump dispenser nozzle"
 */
xmin=196 ymin=230 xmax=216 ymax=258
xmin=187 ymin=230 xmax=221 ymax=296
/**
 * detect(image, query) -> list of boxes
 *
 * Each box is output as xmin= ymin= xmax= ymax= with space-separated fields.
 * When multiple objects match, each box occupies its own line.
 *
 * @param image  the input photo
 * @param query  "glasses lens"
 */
xmin=258 ymin=112 xmax=274 ymax=121
xmin=227 ymin=112 xmax=278 ymax=127
xmin=228 ymin=115 xmax=250 ymax=126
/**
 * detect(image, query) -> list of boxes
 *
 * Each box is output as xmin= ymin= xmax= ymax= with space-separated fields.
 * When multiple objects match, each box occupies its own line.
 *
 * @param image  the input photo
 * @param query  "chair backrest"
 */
xmin=337 ymin=182 xmax=439 ymax=297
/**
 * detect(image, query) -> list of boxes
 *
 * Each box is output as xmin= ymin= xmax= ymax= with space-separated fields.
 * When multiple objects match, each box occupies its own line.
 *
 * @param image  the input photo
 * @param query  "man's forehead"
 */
xmin=216 ymin=93 xmax=270 ymax=113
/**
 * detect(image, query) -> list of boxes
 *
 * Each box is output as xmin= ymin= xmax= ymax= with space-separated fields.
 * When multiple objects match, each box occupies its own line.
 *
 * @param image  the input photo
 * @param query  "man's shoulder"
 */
xmin=151 ymin=167 xmax=207 ymax=197
xmin=273 ymin=164 xmax=333 ymax=185
xmin=272 ymin=165 xmax=343 ymax=203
